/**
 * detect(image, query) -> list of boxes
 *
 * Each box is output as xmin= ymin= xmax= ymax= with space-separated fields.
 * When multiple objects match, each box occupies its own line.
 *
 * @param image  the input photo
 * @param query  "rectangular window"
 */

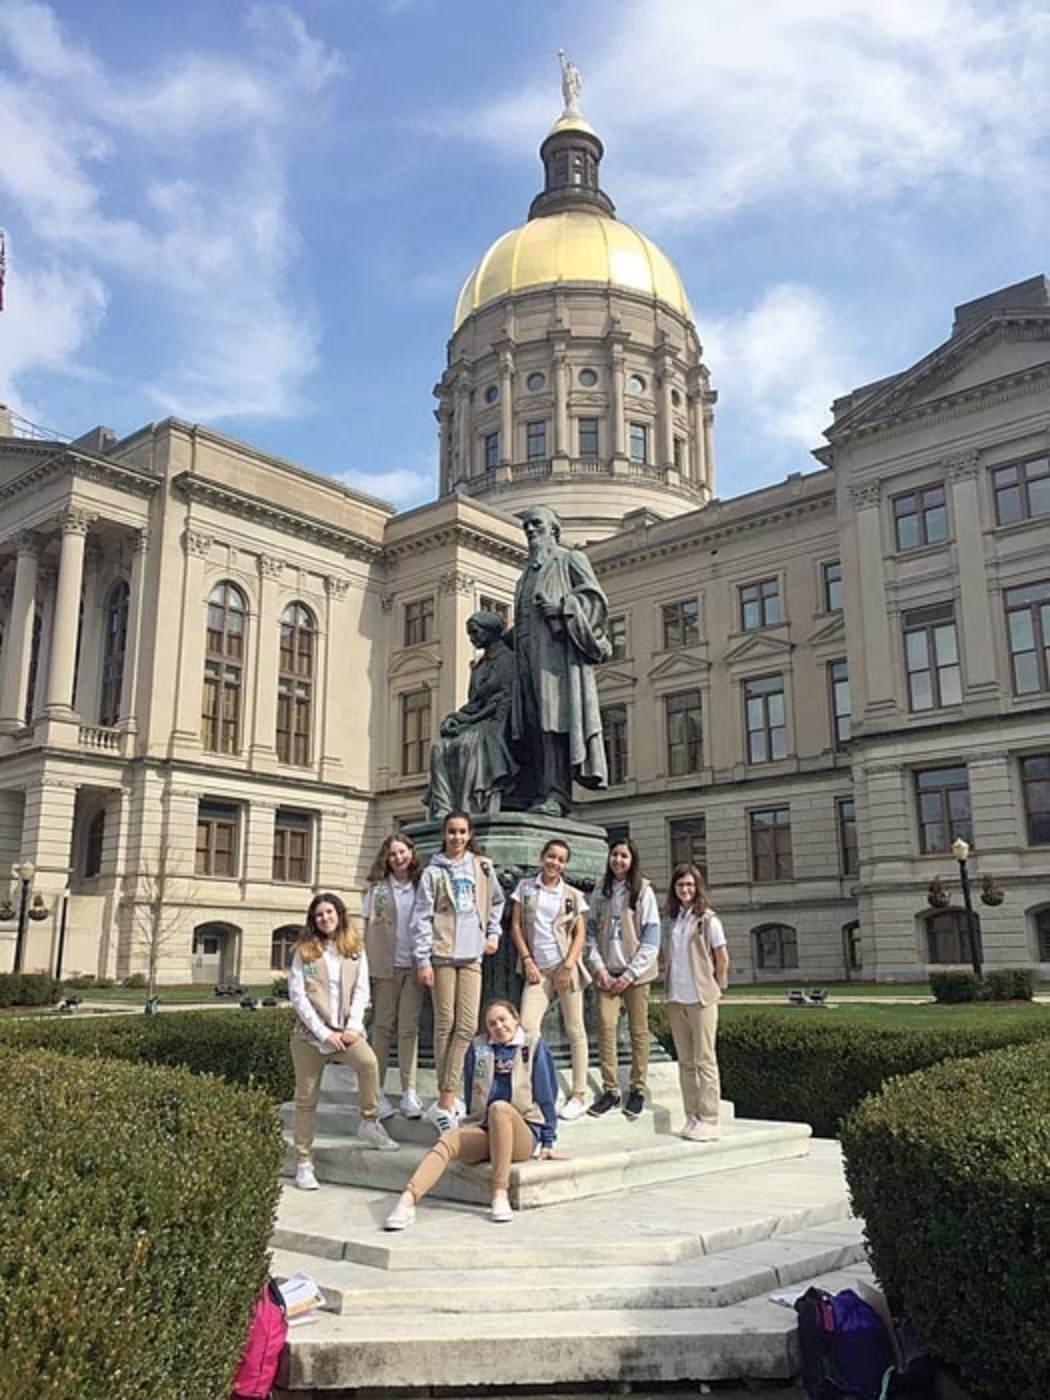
xmin=750 ymin=808 xmax=793 ymax=881
xmin=526 ymin=420 xmax=547 ymax=461
xmin=915 ymin=766 xmax=972 ymax=854
xmin=578 ymin=417 xmax=599 ymax=457
xmin=404 ymin=596 xmax=435 ymax=647
xmin=1021 ymin=754 xmax=1050 ymax=845
xmin=754 ymin=924 xmax=798 ymax=970
xmin=893 ymin=484 xmax=948 ymax=550
xmin=740 ymin=578 xmax=782 ymax=630
xmin=400 ymin=689 xmax=431 ymax=776
xmin=837 ymin=798 xmax=858 ymax=876
xmin=669 ymin=817 xmax=707 ymax=879
xmin=673 ymin=436 xmax=686 ymax=473
xmin=1037 ymin=910 xmax=1050 ymax=961
xmin=927 ymin=911 xmax=972 ymax=965
xmin=484 ymin=431 xmax=500 ymax=469
xmin=992 ymin=456 xmax=1050 ymax=526
xmin=195 ymin=801 xmax=239 ymax=877
xmin=273 ymin=809 xmax=312 ymax=883
xmin=903 ymin=604 xmax=961 ymax=711
xmin=828 ymin=658 xmax=851 ymax=746
xmin=821 ymin=560 xmax=843 ymax=612
xmin=1004 ymin=581 xmax=1050 ymax=695
xmin=608 ymin=613 xmax=628 ymax=661
xmin=478 ymin=595 xmax=511 ymax=628
xmin=629 ymin=422 xmax=649 ymax=463
xmin=665 ymin=689 xmax=703 ymax=777
xmin=745 ymin=674 xmax=788 ymax=764
xmin=662 ymin=598 xmax=700 ymax=649
xmin=601 ymin=704 xmax=629 ymax=785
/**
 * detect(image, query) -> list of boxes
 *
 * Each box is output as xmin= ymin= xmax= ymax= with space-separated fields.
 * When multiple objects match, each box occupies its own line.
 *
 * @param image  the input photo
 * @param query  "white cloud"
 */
xmin=703 ymin=283 xmax=863 ymax=457
xmin=336 ymin=464 xmax=437 ymax=510
xmin=0 ymin=2 xmax=343 ymax=424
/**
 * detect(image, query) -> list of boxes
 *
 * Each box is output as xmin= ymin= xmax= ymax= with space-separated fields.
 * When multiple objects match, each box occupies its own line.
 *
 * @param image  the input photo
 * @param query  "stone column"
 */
xmin=439 ymin=568 xmax=476 ymax=719
xmin=947 ymin=452 xmax=997 ymax=697
xmin=610 ymin=346 xmax=627 ymax=461
xmin=46 ymin=508 xmax=92 ymax=717
xmin=251 ymin=555 xmax=283 ymax=765
xmin=849 ymin=481 xmax=896 ymax=720
xmin=31 ymin=569 xmax=55 ymax=723
xmin=552 ymin=340 xmax=570 ymax=459
xmin=118 ymin=530 xmax=150 ymax=732
xmin=498 ymin=346 xmax=515 ymax=466
xmin=172 ymin=529 xmax=212 ymax=749
xmin=319 ymin=575 xmax=350 ymax=781
xmin=0 ymin=535 xmax=39 ymax=732
xmin=657 ymin=345 xmax=675 ymax=469
xmin=455 ymin=374 xmax=472 ymax=479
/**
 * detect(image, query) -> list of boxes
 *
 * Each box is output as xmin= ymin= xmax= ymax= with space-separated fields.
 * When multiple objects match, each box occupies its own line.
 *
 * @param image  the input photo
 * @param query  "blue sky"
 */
xmin=1 ymin=0 xmax=1048 ymax=509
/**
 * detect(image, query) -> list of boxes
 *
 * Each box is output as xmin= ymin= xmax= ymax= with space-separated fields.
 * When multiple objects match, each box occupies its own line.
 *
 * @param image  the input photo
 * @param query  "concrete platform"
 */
xmin=271 ymin=1139 xmax=871 ymax=1395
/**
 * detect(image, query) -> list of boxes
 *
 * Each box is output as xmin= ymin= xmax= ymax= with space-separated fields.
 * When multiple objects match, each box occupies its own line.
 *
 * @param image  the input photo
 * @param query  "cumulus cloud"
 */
xmin=336 ymin=463 xmax=437 ymax=510
xmin=0 ymin=1 xmax=343 ymax=424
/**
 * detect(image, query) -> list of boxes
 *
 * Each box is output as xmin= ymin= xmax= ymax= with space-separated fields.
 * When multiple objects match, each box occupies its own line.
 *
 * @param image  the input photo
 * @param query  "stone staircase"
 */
xmin=272 ymin=1069 xmax=873 ymax=1394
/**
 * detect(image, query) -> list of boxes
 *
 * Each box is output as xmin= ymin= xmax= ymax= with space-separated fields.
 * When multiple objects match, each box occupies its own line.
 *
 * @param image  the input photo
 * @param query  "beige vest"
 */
xmin=466 ymin=1032 xmax=544 ymax=1125
xmin=292 ymin=950 xmax=361 ymax=1041
xmin=675 ymin=910 xmax=722 ymax=1007
xmin=518 ymin=879 xmax=591 ymax=990
xmin=364 ymin=881 xmax=398 ymax=980
xmin=430 ymin=855 xmax=494 ymax=960
xmin=592 ymin=879 xmax=658 ymax=987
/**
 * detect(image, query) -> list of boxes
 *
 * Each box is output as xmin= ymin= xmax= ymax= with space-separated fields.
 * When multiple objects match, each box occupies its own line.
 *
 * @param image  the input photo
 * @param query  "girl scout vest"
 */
xmin=674 ymin=909 xmax=723 ymax=1007
xmin=430 ymin=855 xmax=494 ymax=960
xmin=467 ymin=1032 xmax=545 ymax=1125
xmin=292 ymin=950 xmax=362 ymax=1041
xmin=364 ymin=880 xmax=398 ymax=980
xmin=591 ymin=878 xmax=658 ymax=986
xmin=518 ymin=879 xmax=591 ymax=990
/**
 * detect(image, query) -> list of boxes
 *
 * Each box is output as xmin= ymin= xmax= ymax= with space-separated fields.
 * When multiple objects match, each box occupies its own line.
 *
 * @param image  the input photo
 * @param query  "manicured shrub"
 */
xmin=650 ymin=1005 xmax=1050 ymax=1136
xmin=929 ymin=970 xmax=979 ymax=1003
xmin=0 ymin=1008 xmax=295 ymax=1103
xmin=122 ymin=971 xmax=148 ymax=989
xmin=272 ymin=975 xmax=289 ymax=998
xmin=0 ymin=972 xmax=59 ymax=1008
xmin=841 ymin=1041 xmax=1050 ymax=1400
xmin=0 ymin=1047 xmax=284 ymax=1400
xmin=981 ymin=967 xmax=1034 ymax=1002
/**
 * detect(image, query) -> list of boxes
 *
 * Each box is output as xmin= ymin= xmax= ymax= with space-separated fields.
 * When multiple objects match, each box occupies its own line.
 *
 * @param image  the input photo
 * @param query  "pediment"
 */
xmin=647 ymin=649 xmax=711 ymax=683
xmin=723 ymin=631 xmax=793 ymax=667
xmin=596 ymin=664 xmax=637 ymax=694
xmin=808 ymin=613 xmax=847 ymax=650
xmin=387 ymin=645 xmax=442 ymax=679
xmin=831 ymin=317 xmax=1050 ymax=439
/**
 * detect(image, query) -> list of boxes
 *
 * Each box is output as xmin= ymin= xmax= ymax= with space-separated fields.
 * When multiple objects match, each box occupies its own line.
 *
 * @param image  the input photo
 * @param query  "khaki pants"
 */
xmin=667 ymin=999 xmax=720 ymax=1124
xmin=406 ymin=1099 xmax=535 ymax=1198
xmin=596 ymin=981 xmax=651 ymax=1094
xmin=432 ymin=960 xmax=483 ymax=1095
xmin=519 ymin=971 xmax=588 ymax=1097
xmin=370 ymin=971 xmax=424 ymax=1092
xmin=290 ymin=1034 xmax=381 ymax=1163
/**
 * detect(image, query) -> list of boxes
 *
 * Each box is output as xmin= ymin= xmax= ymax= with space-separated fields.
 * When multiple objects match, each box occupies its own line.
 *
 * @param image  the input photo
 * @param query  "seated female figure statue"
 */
xmin=425 ymin=611 xmax=519 ymax=820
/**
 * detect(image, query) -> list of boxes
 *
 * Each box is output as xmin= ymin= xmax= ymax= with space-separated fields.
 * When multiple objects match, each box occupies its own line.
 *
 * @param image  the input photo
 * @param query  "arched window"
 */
xmin=24 ymin=611 xmax=42 ymax=723
xmin=753 ymin=923 xmax=798 ymax=972
xmin=277 ymin=602 xmax=315 ymax=765
xmin=925 ymin=909 xmax=977 ymax=965
xmin=202 ymin=582 xmax=246 ymax=753
xmin=100 ymin=580 xmax=129 ymax=727
xmin=1032 ymin=907 xmax=1050 ymax=962
xmin=271 ymin=925 xmax=302 ymax=971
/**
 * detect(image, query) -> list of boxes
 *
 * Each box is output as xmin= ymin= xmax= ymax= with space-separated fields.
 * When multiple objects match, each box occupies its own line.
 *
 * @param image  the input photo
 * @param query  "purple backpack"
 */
xmin=230 ymin=1280 xmax=288 ymax=1399
xmin=796 ymin=1286 xmax=897 ymax=1399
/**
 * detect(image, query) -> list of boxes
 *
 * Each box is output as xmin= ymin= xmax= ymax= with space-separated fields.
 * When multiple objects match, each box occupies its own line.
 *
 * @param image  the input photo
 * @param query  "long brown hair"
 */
xmin=665 ymin=863 xmax=709 ymax=919
xmin=367 ymin=833 xmax=422 ymax=885
xmin=441 ymin=810 xmax=482 ymax=855
xmin=601 ymin=837 xmax=645 ymax=910
xmin=295 ymin=892 xmax=362 ymax=961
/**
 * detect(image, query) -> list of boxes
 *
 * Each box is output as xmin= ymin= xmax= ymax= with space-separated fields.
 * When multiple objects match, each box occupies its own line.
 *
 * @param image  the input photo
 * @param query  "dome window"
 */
xmin=484 ymin=385 xmax=499 ymax=405
xmin=671 ymin=388 xmax=682 ymax=407
xmin=629 ymin=373 xmax=647 ymax=394
xmin=526 ymin=371 xmax=547 ymax=392
xmin=578 ymin=368 xmax=599 ymax=387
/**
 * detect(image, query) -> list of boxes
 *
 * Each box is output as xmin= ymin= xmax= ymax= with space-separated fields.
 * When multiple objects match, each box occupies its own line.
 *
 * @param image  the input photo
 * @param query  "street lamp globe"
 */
xmin=16 ymin=860 xmax=35 ymax=882
xmin=951 ymin=838 xmax=970 ymax=863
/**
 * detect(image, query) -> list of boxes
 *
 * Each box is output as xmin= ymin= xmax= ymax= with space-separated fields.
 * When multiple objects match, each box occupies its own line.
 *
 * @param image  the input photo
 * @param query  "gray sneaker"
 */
xmin=358 ymin=1118 xmax=399 ymax=1151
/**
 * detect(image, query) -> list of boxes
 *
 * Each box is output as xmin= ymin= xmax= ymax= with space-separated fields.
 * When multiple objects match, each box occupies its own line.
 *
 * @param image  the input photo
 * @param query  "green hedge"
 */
xmin=0 ymin=1047 xmax=285 ymax=1400
xmin=841 ymin=1041 xmax=1050 ymax=1400
xmin=0 ymin=972 xmax=59 ymax=1007
xmin=0 ymin=1008 xmax=295 ymax=1103
xmin=930 ymin=968 xmax=1035 ymax=1003
xmin=651 ymin=1004 xmax=1050 ymax=1136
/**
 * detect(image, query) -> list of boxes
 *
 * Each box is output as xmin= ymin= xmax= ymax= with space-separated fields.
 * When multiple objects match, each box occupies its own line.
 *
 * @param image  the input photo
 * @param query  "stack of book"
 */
xmin=275 ymin=1270 xmax=324 ymax=1326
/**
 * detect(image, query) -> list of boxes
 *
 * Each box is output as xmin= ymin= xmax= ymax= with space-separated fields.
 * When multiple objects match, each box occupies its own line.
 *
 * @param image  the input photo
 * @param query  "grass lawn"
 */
xmin=719 ymin=999 xmax=1050 ymax=1031
xmin=723 ymin=981 xmax=933 ymax=998
xmin=57 ymin=983 xmax=281 ymax=1005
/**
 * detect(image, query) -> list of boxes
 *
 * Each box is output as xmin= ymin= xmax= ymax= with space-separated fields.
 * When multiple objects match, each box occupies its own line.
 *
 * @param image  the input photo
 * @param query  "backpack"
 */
xmin=230 ymin=1279 xmax=288 ymax=1399
xmin=795 ymin=1286 xmax=897 ymax=1400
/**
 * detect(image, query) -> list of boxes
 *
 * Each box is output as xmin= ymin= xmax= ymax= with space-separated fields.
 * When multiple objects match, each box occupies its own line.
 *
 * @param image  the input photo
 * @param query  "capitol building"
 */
xmin=1 ymin=93 xmax=1048 ymax=985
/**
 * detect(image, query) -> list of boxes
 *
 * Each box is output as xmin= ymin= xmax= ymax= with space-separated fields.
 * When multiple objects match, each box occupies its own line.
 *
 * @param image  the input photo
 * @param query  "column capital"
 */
xmin=848 ymin=479 xmax=882 ymax=510
xmin=15 ymin=532 xmax=40 ymax=559
xmin=258 ymin=555 xmax=284 ymax=581
xmin=182 ymin=529 xmax=212 ymax=558
xmin=945 ymin=451 xmax=980 ymax=482
xmin=325 ymin=575 xmax=351 ymax=601
xmin=380 ymin=592 xmax=395 ymax=613
xmin=439 ymin=569 xmax=475 ymax=596
xmin=130 ymin=528 xmax=151 ymax=555
xmin=58 ymin=507 xmax=93 ymax=536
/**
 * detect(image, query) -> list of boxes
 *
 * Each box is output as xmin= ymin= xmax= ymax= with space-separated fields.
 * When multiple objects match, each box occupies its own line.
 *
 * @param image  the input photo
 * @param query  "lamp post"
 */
xmin=951 ymin=837 xmax=984 ymax=980
xmin=13 ymin=859 xmax=35 ymax=974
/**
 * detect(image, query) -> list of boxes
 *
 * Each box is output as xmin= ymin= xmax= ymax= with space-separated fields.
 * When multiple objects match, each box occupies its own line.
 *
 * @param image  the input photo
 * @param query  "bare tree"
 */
xmin=129 ymin=843 xmax=198 ymax=999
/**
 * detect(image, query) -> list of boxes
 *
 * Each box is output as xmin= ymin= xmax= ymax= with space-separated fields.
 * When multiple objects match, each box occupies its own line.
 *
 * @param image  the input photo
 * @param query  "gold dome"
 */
xmin=453 ymin=210 xmax=694 ymax=331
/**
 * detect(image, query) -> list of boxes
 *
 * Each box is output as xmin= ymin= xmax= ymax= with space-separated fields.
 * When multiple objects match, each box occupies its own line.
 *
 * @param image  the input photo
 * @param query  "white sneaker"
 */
xmin=377 ymin=1092 xmax=396 ymax=1121
xmin=683 ymin=1119 xmax=721 ymax=1143
xmin=490 ymin=1192 xmax=514 ymax=1223
xmin=358 ymin=1118 xmax=399 ymax=1151
xmin=678 ymin=1115 xmax=698 ymax=1138
xmin=425 ymin=1100 xmax=459 ymax=1133
xmin=558 ymin=1096 xmax=587 ymax=1122
xmin=384 ymin=1195 xmax=416 ymax=1230
xmin=295 ymin=1161 xmax=319 ymax=1190
xmin=399 ymin=1089 xmax=424 ymax=1118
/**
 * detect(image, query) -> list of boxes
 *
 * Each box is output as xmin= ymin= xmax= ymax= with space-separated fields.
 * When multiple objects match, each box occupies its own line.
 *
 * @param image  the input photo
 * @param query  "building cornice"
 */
xmin=0 ymin=448 xmax=162 ymax=507
xmin=172 ymin=472 xmax=383 ymax=563
xmin=382 ymin=520 xmax=527 ymax=568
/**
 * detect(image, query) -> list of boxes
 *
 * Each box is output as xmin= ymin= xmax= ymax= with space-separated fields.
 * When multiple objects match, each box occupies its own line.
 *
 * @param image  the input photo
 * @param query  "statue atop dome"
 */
xmin=558 ymin=49 xmax=582 ymax=117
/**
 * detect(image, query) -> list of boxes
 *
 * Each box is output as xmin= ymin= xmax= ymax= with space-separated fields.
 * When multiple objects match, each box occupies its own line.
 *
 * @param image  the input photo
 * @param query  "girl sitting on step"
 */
xmin=663 ymin=864 xmax=729 ymax=1142
xmin=289 ymin=892 xmax=399 ymax=1191
xmin=383 ymin=999 xmax=561 ymax=1228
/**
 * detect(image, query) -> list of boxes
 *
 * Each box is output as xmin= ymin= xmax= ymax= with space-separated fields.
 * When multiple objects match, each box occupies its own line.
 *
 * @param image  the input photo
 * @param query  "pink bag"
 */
xmin=230 ymin=1281 xmax=288 ymax=1399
